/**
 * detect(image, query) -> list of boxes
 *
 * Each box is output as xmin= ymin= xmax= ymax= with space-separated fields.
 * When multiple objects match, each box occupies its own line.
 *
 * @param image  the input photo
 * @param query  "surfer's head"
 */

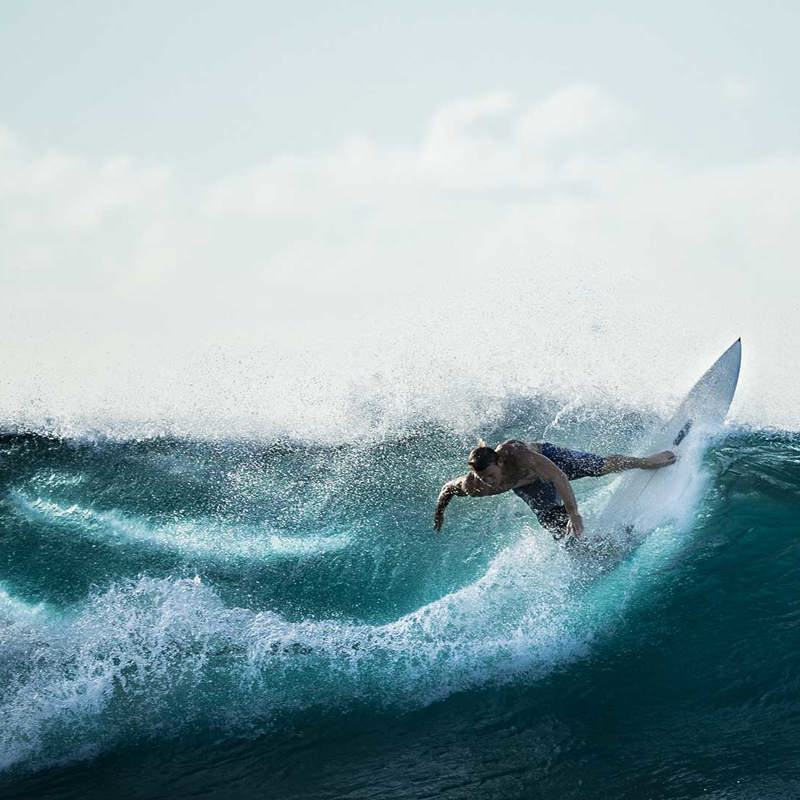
xmin=468 ymin=445 xmax=501 ymax=486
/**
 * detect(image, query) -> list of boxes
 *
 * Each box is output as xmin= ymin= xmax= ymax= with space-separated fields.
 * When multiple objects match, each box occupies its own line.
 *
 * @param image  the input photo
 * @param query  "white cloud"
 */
xmin=516 ymin=84 xmax=630 ymax=147
xmin=422 ymin=91 xmax=517 ymax=163
xmin=206 ymin=85 xmax=626 ymax=214
xmin=0 ymin=128 xmax=175 ymax=295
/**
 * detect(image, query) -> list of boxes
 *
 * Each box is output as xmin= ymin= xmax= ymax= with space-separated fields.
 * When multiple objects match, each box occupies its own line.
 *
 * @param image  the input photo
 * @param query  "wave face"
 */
xmin=1 ymin=398 xmax=799 ymax=799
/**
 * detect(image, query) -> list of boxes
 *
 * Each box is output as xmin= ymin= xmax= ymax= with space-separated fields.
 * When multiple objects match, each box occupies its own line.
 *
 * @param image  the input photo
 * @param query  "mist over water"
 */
xmin=3 ymin=268 xmax=797 ymax=442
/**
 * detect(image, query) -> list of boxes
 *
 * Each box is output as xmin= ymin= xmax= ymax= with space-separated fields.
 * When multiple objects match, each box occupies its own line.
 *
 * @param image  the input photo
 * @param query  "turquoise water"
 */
xmin=1 ymin=397 xmax=799 ymax=799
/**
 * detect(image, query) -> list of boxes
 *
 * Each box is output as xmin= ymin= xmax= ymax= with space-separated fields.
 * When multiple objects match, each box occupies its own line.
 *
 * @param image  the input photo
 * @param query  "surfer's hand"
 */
xmin=433 ymin=510 xmax=444 ymax=533
xmin=567 ymin=513 xmax=584 ymax=539
xmin=644 ymin=450 xmax=677 ymax=469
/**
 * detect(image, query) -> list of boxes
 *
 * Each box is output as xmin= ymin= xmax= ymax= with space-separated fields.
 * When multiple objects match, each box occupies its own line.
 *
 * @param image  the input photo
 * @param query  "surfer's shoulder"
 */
xmin=496 ymin=439 xmax=531 ymax=460
xmin=462 ymin=472 xmax=481 ymax=495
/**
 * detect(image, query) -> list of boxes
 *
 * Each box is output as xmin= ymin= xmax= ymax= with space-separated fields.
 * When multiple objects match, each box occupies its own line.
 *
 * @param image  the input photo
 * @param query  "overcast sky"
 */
xmin=1 ymin=2 xmax=798 ymax=436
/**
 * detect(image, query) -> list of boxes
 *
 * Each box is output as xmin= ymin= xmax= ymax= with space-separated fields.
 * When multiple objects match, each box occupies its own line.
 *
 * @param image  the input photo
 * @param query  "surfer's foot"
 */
xmin=642 ymin=450 xmax=677 ymax=469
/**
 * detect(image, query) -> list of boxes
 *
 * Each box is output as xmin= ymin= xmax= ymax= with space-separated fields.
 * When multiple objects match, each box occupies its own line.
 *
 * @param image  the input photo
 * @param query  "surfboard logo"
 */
xmin=673 ymin=420 xmax=693 ymax=447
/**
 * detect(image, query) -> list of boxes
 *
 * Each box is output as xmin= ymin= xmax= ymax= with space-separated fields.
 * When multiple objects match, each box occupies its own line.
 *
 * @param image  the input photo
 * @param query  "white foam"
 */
xmin=0 ymin=582 xmax=48 ymax=623
xmin=0 ymin=522 xmax=655 ymax=772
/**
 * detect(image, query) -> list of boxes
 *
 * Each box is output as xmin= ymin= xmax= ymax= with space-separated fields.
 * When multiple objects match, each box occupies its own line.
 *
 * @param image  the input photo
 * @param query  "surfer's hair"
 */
xmin=468 ymin=446 xmax=498 ymax=472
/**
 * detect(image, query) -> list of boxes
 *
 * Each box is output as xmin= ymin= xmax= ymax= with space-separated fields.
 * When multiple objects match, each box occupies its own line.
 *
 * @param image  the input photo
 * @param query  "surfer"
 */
xmin=433 ymin=440 xmax=676 ymax=539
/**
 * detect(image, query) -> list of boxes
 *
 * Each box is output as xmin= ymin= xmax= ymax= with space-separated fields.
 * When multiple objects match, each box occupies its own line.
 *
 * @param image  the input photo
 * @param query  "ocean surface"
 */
xmin=1 ymin=395 xmax=799 ymax=799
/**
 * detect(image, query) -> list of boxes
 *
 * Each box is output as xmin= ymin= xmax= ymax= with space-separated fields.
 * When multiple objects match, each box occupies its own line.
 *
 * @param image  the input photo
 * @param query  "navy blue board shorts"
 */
xmin=512 ymin=442 xmax=605 ymax=538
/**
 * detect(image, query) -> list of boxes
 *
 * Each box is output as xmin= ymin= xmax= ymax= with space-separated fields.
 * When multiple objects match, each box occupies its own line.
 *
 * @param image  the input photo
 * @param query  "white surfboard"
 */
xmin=592 ymin=338 xmax=741 ymax=536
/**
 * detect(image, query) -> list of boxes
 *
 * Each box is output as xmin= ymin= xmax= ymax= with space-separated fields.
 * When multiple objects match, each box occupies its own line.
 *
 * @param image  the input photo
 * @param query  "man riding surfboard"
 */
xmin=434 ymin=440 xmax=676 ymax=539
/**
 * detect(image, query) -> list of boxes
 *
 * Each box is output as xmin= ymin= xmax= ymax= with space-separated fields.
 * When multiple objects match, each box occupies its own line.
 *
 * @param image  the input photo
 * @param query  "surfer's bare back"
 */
xmin=434 ymin=440 xmax=676 ymax=540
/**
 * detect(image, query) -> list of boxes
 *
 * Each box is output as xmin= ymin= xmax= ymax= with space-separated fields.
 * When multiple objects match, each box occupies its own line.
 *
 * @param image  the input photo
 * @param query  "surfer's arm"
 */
xmin=433 ymin=477 xmax=467 ymax=532
xmin=527 ymin=453 xmax=584 ymax=537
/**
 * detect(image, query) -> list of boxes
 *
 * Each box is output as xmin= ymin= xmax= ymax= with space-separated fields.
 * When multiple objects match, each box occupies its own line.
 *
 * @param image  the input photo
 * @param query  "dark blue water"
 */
xmin=1 ymin=399 xmax=799 ymax=799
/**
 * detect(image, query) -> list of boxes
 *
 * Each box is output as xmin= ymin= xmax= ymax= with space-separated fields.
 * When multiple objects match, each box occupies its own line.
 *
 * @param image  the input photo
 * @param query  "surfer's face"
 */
xmin=473 ymin=463 xmax=503 ymax=487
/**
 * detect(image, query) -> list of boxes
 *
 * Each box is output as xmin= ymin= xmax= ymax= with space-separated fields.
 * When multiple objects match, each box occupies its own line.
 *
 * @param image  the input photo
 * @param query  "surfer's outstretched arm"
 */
xmin=599 ymin=450 xmax=676 ymax=475
xmin=433 ymin=477 xmax=467 ymax=532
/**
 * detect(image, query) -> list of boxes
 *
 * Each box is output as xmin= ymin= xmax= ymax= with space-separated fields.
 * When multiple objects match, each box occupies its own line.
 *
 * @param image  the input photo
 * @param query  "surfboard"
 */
xmin=592 ymin=338 xmax=741 ymax=536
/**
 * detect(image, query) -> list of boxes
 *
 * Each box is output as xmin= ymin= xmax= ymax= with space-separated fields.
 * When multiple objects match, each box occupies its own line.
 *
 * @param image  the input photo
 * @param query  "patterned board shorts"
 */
xmin=512 ymin=442 xmax=605 ymax=538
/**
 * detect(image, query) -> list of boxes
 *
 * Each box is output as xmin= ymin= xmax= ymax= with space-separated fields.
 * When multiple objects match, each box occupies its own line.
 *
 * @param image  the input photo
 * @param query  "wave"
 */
xmin=1 ymin=417 xmax=797 ymax=777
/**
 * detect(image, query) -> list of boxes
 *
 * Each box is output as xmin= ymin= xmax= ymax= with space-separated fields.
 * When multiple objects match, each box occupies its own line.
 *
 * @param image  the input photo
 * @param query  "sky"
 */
xmin=1 ymin=1 xmax=798 ymax=437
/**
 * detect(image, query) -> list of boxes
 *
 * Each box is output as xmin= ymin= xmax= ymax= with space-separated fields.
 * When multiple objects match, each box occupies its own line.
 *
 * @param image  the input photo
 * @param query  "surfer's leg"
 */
xmin=598 ymin=451 xmax=676 ymax=474
xmin=539 ymin=443 xmax=605 ymax=479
